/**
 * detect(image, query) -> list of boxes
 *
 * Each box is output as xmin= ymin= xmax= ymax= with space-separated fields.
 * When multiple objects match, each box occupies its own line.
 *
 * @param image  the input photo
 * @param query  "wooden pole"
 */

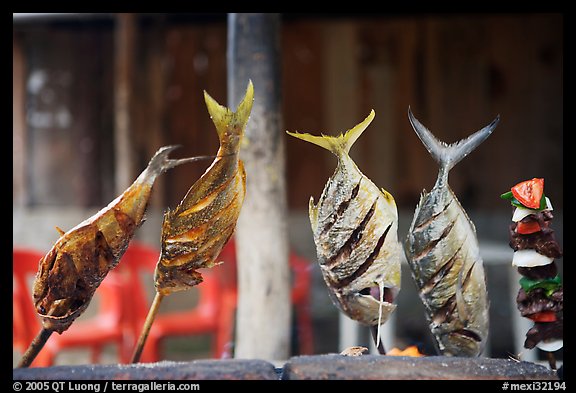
xmin=228 ymin=13 xmax=291 ymax=361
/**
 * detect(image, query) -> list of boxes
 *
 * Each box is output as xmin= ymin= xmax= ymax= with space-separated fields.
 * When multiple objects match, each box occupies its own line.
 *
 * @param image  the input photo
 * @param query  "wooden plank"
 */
xmin=281 ymin=20 xmax=325 ymax=210
xmin=320 ymin=21 xmax=363 ymax=352
xmin=163 ymin=24 xmax=226 ymax=208
xmin=321 ymin=21 xmax=361 ymax=150
xmin=114 ymin=13 xmax=136 ymax=195
xmin=71 ymin=30 xmax=112 ymax=206
xmin=484 ymin=14 xmax=563 ymax=211
xmin=23 ymin=27 xmax=110 ymax=207
xmin=133 ymin=18 xmax=168 ymax=209
xmin=13 ymin=34 xmax=27 ymax=207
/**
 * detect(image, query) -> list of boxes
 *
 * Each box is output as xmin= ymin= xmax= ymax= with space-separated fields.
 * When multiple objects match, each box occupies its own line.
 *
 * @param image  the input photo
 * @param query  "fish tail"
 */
xmin=146 ymin=145 xmax=216 ymax=174
xmin=408 ymin=107 xmax=499 ymax=185
xmin=286 ymin=110 xmax=375 ymax=157
xmin=204 ymin=80 xmax=254 ymax=151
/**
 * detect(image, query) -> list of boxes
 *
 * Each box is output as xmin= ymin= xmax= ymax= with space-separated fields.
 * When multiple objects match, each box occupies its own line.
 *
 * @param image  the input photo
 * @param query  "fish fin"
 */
xmin=55 ymin=226 xmax=66 ymax=236
xmin=286 ymin=110 xmax=375 ymax=157
xmin=204 ymin=80 xmax=254 ymax=150
xmin=206 ymin=260 xmax=224 ymax=268
xmin=408 ymin=107 xmax=499 ymax=184
xmin=380 ymin=188 xmax=396 ymax=205
xmin=309 ymin=196 xmax=319 ymax=233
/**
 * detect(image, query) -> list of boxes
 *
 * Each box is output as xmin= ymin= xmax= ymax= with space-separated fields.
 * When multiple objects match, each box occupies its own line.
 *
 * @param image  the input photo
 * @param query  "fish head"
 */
xmin=353 ymin=283 xmax=399 ymax=326
xmin=154 ymin=257 xmax=205 ymax=296
xmin=435 ymin=328 xmax=485 ymax=357
xmin=32 ymin=227 xmax=110 ymax=333
xmin=331 ymin=281 xmax=400 ymax=326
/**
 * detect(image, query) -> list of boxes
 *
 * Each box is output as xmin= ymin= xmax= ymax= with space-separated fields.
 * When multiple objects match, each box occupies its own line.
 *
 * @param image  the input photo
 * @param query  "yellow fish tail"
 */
xmin=286 ymin=109 xmax=375 ymax=156
xmin=204 ymin=80 xmax=254 ymax=154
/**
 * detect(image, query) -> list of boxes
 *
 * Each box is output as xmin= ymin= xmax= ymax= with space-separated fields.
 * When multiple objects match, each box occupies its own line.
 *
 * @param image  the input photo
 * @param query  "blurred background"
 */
xmin=13 ymin=13 xmax=563 ymax=367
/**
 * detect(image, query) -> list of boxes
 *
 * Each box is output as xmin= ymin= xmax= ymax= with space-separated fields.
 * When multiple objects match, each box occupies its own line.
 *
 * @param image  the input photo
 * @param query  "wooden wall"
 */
xmin=13 ymin=13 xmax=563 ymax=213
xmin=283 ymin=14 xmax=563 ymax=212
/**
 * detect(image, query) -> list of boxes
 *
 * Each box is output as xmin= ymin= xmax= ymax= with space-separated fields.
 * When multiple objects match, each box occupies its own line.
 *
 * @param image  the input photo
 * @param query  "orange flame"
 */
xmin=386 ymin=345 xmax=424 ymax=357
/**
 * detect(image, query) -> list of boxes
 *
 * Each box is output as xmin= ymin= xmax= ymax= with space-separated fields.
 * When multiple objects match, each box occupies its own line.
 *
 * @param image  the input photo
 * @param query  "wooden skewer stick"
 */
xmin=131 ymin=292 xmax=165 ymax=363
xmin=370 ymin=325 xmax=386 ymax=355
xmin=547 ymin=352 xmax=557 ymax=371
xmin=17 ymin=328 xmax=53 ymax=368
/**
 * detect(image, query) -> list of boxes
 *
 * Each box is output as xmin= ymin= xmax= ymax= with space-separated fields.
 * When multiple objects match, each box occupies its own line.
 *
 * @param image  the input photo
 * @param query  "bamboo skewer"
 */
xmin=131 ymin=292 xmax=165 ymax=363
xmin=370 ymin=325 xmax=386 ymax=355
xmin=547 ymin=352 xmax=557 ymax=371
xmin=18 ymin=328 xmax=53 ymax=368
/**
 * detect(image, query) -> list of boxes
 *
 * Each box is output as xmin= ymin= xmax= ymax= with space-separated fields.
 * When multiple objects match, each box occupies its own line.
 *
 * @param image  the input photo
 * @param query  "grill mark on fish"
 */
xmin=324 ymin=200 xmax=376 ymax=267
xmin=432 ymin=293 xmax=457 ymax=325
xmin=338 ymin=182 xmax=361 ymax=215
xmin=162 ymin=222 xmax=235 ymax=268
xmin=420 ymin=244 xmax=462 ymax=295
xmin=429 ymin=261 xmax=477 ymax=327
xmin=413 ymin=218 xmax=457 ymax=261
xmin=414 ymin=198 xmax=453 ymax=232
xmin=113 ymin=208 xmax=137 ymax=237
xmin=453 ymin=328 xmax=482 ymax=342
xmin=320 ymin=181 xmax=361 ymax=236
xmin=165 ymin=187 xmax=242 ymax=249
xmin=332 ymin=220 xmax=391 ymax=290
xmin=177 ymin=170 xmax=236 ymax=217
xmin=461 ymin=260 xmax=476 ymax=293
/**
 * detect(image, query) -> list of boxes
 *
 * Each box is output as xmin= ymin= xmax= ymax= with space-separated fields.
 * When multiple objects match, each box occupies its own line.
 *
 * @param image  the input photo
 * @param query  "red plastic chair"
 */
xmin=288 ymin=252 xmax=314 ymax=355
xmin=119 ymin=239 xmax=315 ymax=361
xmin=13 ymin=248 xmax=127 ymax=366
xmin=116 ymin=241 xmax=224 ymax=362
xmin=216 ymin=238 xmax=315 ymax=356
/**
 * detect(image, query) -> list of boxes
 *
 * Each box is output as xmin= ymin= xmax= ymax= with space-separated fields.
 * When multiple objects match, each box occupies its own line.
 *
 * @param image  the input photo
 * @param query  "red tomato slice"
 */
xmin=511 ymin=178 xmax=544 ymax=209
xmin=516 ymin=221 xmax=541 ymax=235
xmin=528 ymin=311 xmax=557 ymax=323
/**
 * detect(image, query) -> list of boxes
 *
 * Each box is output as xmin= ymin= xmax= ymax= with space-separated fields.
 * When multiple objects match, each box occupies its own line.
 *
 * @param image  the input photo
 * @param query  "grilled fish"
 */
xmin=404 ymin=108 xmax=499 ymax=357
xmin=154 ymin=81 xmax=253 ymax=295
xmin=32 ymin=145 xmax=208 ymax=334
xmin=287 ymin=110 xmax=402 ymax=329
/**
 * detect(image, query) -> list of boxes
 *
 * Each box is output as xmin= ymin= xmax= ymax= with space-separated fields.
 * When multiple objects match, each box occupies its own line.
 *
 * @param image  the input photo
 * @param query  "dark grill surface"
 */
xmin=13 ymin=355 xmax=559 ymax=380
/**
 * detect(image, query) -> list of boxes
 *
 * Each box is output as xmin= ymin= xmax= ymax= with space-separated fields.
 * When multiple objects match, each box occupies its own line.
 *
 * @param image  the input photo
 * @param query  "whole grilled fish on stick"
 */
xmin=17 ymin=146 xmax=214 ymax=368
xmin=404 ymin=108 xmax=499 ymax=357
xmin=287 ymin=110 xmax=402 ymax=353
xmin=131 ymin=81 xmax=253 ymax=363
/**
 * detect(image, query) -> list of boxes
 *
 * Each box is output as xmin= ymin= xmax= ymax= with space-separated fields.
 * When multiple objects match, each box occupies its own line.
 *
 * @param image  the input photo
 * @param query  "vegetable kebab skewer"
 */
xmin=131 ymin=81 xmax=253 ymax=363
xmin=501 ymin=178 xmax=563 ymax=369
xmin=17 ymin=146 xmax=214 ymax=368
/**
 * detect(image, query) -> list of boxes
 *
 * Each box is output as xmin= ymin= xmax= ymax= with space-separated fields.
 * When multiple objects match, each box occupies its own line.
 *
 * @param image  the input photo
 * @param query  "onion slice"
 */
xmin=536 ymin=338 xmax=563 ymax=352
xmin=512 ymin=197 xmax=553 ymax=222
xmin=512 ymin=249 xmax=554 ymax=268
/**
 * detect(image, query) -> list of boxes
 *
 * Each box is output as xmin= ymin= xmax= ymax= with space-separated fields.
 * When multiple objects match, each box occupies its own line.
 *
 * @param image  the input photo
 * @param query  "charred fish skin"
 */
xmin=287 ymin=110 xmax=402 ymax=327
xmin=404 ymin=108 xmax=499 ymax=357
xmin=155 ymin=81 xmax=253 ymax=295
xmin=33 ymin=145 xmax=203 ymax=333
